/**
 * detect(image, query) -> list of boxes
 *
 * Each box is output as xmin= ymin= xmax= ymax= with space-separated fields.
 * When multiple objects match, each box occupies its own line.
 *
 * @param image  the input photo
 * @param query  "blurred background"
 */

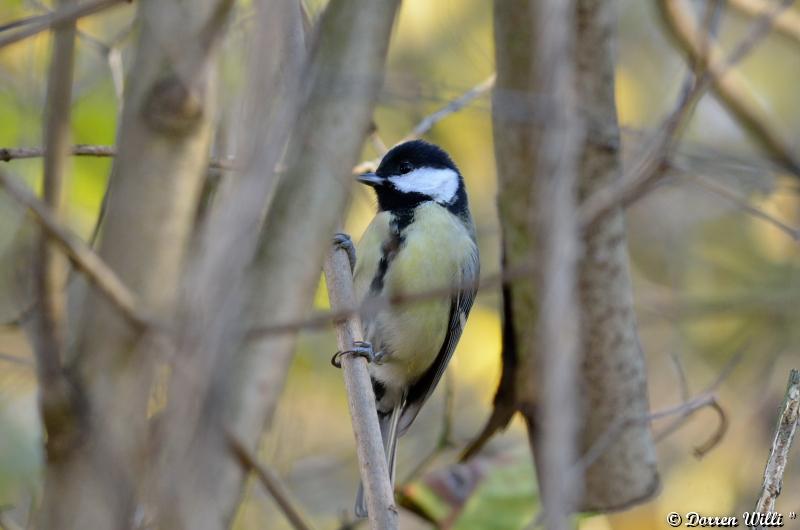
xmin=1 ymin=0 xmax=799 ymax=528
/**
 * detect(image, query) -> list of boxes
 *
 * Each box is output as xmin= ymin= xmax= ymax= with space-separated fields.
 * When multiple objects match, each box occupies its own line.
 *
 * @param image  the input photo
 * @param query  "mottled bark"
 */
xmin=575 ymin=0 xmax=659 ymax=511
xmin=38 ymin=1 xmax=231 ymax=528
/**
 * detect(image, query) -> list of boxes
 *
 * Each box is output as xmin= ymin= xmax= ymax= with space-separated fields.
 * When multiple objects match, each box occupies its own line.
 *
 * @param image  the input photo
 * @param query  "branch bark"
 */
xmin=754 ymin=369 xmax=799 ymax=520
xmin=324 ymin=245 xmax=398 ymax=530
xmin=574 ymin=0 xmax=659 ymax=510
xmin=37 ymin=0 xmax=232 ymax=528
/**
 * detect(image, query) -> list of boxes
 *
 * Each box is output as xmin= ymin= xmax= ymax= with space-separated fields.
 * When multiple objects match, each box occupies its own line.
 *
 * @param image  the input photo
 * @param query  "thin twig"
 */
xmin=0 ymin=144 xmax=236 ymax=171
xmin=687 ymin=173 xmax=800 ymax=241
xmin=0 ymin=352 xmax=34 ymax=366
xmin=0 ymin=145 xmax=116 ymax=161
xmin=323 ymin=244 xmax=397 ymax=529
xmin=0 ymin=512 xmax=23 ymax=530
xmin=35 ymin=0 xmax=78 ymax=391
xmin=729 ymin=0 xmax=800 ymax=44
xmin=227 ymin=433 xmax=315 ymax=530
xmin=754 ymin=369 xmax=800 ymax=517
xmin=660 ymin=0 xmax=800 ymax=176
xmin=0 ymin=167 xmax=150 ymax=329
xmin=353 ymin=75 xmax=495 ymax=173
xmin=529 ymin=391 xmax=724 ymax=529
xmin=404 ymin=74 xmax=496 ymax=141
xmin=0 ymin=0 xmax=128 ymax=49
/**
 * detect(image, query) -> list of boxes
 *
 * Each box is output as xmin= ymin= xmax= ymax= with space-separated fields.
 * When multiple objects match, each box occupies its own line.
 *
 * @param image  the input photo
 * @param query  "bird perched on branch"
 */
xmin=333 ymin=140 xmax=479 ymax=517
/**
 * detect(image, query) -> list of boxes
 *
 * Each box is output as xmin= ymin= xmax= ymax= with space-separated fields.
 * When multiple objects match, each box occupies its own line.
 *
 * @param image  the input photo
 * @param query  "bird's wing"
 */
xmin=397 ymin=247 xmax=479 ymax=435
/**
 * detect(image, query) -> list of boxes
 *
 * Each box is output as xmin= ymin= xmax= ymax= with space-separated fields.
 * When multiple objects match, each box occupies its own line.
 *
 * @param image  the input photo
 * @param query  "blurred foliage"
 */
xmin=1 ymin=0 xmax=799 ymax=529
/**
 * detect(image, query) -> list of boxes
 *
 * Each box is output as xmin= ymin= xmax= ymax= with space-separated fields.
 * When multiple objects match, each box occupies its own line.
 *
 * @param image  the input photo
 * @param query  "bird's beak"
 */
xmin=357 ymin=172 xmax=385 ymax=187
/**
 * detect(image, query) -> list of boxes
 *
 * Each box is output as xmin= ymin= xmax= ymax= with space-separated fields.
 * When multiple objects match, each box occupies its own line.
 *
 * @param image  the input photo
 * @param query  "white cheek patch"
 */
xmin=388 ymin=167 xmax=459 ymax=204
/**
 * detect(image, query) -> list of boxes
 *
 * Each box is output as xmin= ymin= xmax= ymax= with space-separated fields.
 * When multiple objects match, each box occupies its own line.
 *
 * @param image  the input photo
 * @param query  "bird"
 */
xmin=333 ymin=139 xmax=480 ymax=518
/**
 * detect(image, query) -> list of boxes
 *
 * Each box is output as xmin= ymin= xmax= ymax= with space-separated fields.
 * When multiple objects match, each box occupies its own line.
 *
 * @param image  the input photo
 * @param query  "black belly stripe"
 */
xmin=369 ymin=208 xmax=415 ymax=295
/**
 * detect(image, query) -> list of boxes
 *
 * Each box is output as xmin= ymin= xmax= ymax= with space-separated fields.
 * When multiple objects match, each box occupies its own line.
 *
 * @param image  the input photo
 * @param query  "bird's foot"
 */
xmin=331 ymin=340 xmax=385 ymax=368
xmin=332 ymin=232 xmax=356 ymax=272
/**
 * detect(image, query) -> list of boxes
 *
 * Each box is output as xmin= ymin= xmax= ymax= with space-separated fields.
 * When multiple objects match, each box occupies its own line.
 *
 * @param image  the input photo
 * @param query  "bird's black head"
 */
xmin=358 ymin=140 xmax=469 ymax=215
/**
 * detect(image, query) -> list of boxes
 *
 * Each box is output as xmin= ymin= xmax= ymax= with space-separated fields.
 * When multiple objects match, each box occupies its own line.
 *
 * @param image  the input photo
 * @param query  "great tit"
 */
xmin=337 ymin=140 xmax=480 ymax=517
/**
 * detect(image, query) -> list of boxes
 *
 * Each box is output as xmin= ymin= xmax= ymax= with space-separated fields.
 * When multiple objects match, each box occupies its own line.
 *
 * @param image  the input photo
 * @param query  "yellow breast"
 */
xmin=354 ymin=203 xmax=476 ymax=384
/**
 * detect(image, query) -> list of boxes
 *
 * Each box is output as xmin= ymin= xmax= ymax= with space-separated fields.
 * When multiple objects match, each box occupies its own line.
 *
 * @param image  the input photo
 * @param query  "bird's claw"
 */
xmin=332 ymin=232 xmax=356 ymax=272
xmin=331 ymin=340 xmax=385 ymax=368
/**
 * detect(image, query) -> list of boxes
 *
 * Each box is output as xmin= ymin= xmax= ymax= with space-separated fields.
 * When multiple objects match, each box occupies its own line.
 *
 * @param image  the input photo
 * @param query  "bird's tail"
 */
xmin=354 ymin=401 xmax=403 ymax=518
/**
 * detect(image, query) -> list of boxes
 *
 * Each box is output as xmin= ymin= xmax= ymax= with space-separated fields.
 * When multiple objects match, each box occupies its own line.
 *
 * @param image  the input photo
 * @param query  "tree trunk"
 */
xmin=575 ymin=0 xmax=659 ymax=510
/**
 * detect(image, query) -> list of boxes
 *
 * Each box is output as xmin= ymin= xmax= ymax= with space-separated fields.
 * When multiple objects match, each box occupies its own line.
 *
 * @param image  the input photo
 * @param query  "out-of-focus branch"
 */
xmin=32 ymin=0 xmax=76 ymax=396
xmin=168 ymin=0 xmax=400 ymax=527
xmin=0 ymin=512 xmax=23 ymax=530
xmin=353 ymin=75 xmax=496 ymax=173
xmin=0 ymin=145 xmax=115 ymax=161
xmin=37 ymin=0 xmax=232 ymax=527
xmin=151 ymin=0 xmax=306 ymax=527
xmin=0 ymin=168 xmax=147 ymax=328
xmin=227 ymin=434 xmax=316 ymax=530
xmin=403 ymin=75 xmax=496 ymax=141
xmin=0 ymin=0 xmax=128 ymax=49
xmin=324 ymin=245 xmax=398 ymax=529
xmin=687 ymin=173 xmax=800 ymax=241
xmin=0 ymin=352 xmax=34 ymax=366
xmin=524 ymin=0 xmax=583 ymax=527
xmin=660 ymin=0 xmax=800 ymax=176
xmin=729 ymin=0 xmax=800 ymax=43
xmin=754 ymin=369 xmax=799 ymax=517
xmin=0 ymin=144 xmax=239 ymax=172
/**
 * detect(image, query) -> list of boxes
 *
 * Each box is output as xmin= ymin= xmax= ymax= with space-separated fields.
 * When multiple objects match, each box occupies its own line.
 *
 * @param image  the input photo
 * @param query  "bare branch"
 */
xmin=729 ymin=0 xmax=800 ymax=44
xmin=0 ymin=145 xmax=115 ymax=161
xmin=31 ymin=0 xmax=77 ymax=394
xmin=0 ymin=144 xmax=236 ymax=171
xmin=353 ymin=75 xmax=496 ymax=173
xmin=0 ymin=352 xmax=35 ymax=366
xmin=687 ymin=174 xmax=800 ymax=242
xmin=324 ymin=244 xmax=398 ymax=529
xmin=660 ymin=0 xmax=800 ymax=176
xmin=0 ymin=0 xmax=128 ymax=49
xmin=403 ymin=75 xmax=496 ymax=141
xmin=0 ymin=512 xmax=23 ymax=530
xmin=754 ymin=369 xmax=800 ymax=516
xmin=227 ymin=433 xmax=315 ymax=530
xmin=0 ymin=167 xmax=148 ymax=328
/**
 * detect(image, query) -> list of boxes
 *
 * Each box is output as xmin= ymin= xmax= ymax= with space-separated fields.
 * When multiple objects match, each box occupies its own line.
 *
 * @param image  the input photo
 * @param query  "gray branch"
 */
xmin=323 ymin=245 xmax=398 ymax=530
xmin=754 ymin=369 xmax=800 ymax=519
xmin=574 ymin=0 xmax=659 ymax=510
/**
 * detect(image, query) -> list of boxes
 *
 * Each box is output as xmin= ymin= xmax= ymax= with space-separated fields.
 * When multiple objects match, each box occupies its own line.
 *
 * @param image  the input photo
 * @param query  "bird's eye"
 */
xmin=398 ymin=162 xmax=413 ymax=174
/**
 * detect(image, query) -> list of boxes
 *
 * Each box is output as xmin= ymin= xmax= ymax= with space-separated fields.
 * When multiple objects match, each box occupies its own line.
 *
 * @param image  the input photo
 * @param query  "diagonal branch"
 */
xmin=353 ymin=75 xmax=496 ymax=173
xmin=660 ymin=0 xmax=800 ymax=177
xmin=729 ymin=0 xmax=800 ymax=44
xmin=227 ymin=433 xmax=315 ymax=530
xmin=0 ymin=0 xmax=128 ymax=49
xmin=0 ymin=167 xmax=148 ymax=328
xmin=754 ymin=369 xmax=800 ymax=516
